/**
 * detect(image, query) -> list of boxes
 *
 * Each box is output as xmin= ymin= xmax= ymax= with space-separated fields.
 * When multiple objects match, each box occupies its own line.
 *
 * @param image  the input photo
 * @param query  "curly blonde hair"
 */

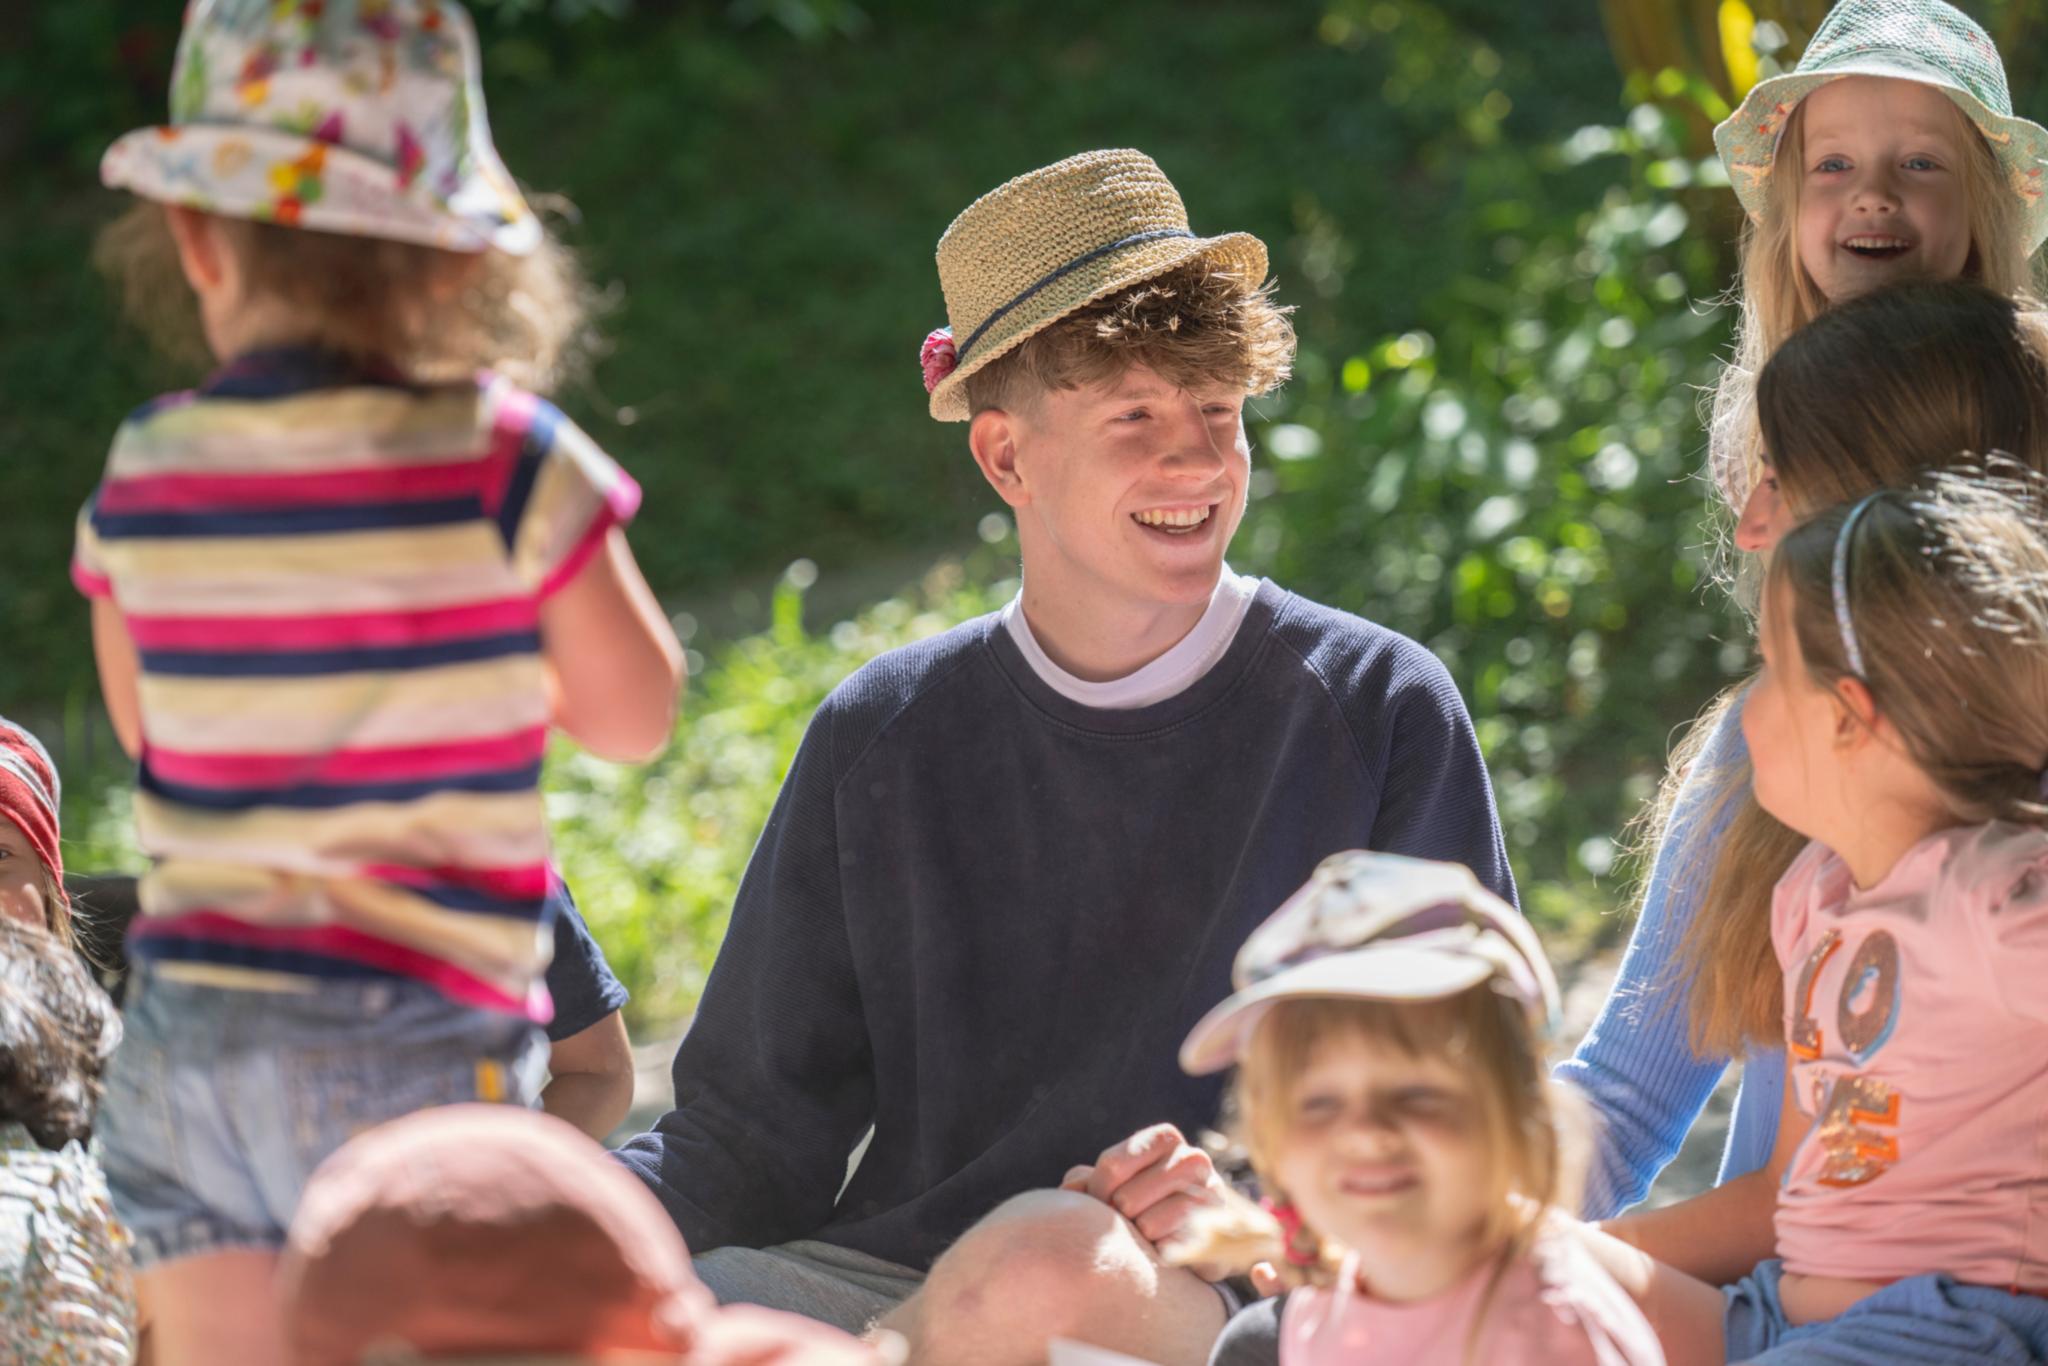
xmin=94 ymin=202 xmax=600 ymax=394
xmin=963 ymin=259 xmax=1295 ymax=415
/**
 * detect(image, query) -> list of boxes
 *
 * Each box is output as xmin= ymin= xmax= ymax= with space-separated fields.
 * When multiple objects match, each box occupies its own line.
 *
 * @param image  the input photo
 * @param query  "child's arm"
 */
xmin=1594 ymin=1051 xmax=1807 ymax=1285
xmin=542 ymin=1008 xmax=636 ymax=1141
xmin=89 ymin=600 xmax=143 ymax=759
xmin=538 ymin=527 xmax=683 ymax=762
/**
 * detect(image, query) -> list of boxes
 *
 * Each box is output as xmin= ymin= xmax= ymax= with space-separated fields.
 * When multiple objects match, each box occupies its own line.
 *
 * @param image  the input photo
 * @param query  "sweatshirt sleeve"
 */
xmin=613 ymin=699 xmax=873 ymax=1252
xmin=1362 ymin=643 xmax=1518 ymax=908
xmin=1554 ymin=699 xmax=1747 ymax=1217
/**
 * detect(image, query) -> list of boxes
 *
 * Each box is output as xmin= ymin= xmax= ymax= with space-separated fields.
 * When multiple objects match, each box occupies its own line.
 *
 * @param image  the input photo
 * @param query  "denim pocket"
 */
xmin=276 ymin=1037 xmax=500 ymax=1181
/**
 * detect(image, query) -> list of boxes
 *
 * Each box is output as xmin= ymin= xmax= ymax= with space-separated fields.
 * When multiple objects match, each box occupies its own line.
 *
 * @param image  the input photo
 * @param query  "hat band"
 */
xmin=956 ymin=227 xmax=1195 ymax=361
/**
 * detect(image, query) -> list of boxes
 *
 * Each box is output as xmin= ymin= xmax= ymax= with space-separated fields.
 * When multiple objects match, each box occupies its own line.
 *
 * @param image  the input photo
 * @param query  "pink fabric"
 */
xmin=1773 ymin=822 xmax=2048 ymax=1291
xmin=146 ymin=727 xmax=548 ymax=788
xmin=1279 ymin=1220 xmax=1663 ymax=1366
xmin=90 ymin=456 xmax=494 ymax=512
xmin=122 ymin=595 xmax=539 ymax=652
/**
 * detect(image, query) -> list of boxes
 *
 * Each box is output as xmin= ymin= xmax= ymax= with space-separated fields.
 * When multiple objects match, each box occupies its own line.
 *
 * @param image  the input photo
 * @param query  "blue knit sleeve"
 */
xmin=1554 ymin=698 xmax=1750 ymax=1217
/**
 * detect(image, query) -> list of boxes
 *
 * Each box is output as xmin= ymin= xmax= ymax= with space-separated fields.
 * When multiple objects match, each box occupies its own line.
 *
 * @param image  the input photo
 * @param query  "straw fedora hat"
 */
xmin=1714 ymin=0 xmax=2048 ymax=250
xmin=922 ymin=149 xmax=1268 ymax=422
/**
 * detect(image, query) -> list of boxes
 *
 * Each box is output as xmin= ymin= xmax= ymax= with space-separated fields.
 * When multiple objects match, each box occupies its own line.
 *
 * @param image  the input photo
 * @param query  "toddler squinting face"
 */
xmin=1271 ymin=1030 xmax=1496 ymax=1295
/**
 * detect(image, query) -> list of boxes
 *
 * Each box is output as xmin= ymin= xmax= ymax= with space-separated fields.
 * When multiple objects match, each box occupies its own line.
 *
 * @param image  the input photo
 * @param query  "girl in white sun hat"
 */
xmin=1169 ymin=851 xmax=1665 ymax=1366
xmin=80 ymin=2 xmax=682 ymax=1361
xmin=1706 ymin=0 xmax=2048 ymax=522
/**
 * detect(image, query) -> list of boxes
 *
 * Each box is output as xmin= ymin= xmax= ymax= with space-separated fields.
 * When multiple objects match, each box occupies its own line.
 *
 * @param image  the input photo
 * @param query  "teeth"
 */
xmin=1845 ymin=236 xmax=1910 ymax=250
xmin=1134 ymin=507 xmax=1211 ymax=528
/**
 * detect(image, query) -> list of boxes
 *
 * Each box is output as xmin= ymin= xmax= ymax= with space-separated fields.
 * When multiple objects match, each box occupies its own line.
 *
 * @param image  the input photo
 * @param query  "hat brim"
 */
xmin=101 ymin=122 xmax=540 ymax=256
xmin=1715 ymin=61 xmax=2048 ymax=250
xmin=927 ymin=230 xmax=1269 ymax=422
xmin=1178 ymin=943 xmax=1503 ymax=1077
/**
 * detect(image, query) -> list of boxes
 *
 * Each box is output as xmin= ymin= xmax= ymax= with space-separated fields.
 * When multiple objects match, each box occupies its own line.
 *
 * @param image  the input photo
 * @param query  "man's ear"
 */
xmin=162 ymin=204 xmax=230 ymax=294
xmin=969 ymin=407 xmax=1031 ymax=510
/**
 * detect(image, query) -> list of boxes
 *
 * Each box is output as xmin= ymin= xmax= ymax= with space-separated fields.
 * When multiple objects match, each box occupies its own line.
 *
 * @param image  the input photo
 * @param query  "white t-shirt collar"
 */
xmin=1001 ymin=568 xmax=1261 ymax=710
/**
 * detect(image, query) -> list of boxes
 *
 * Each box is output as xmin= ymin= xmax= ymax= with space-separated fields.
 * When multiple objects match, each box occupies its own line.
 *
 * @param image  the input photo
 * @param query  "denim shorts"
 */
xmin=1724 ymin=1258 xmax=2048 ymax=1364
xmin=99 ymin=961 xmax=546 ymax=1269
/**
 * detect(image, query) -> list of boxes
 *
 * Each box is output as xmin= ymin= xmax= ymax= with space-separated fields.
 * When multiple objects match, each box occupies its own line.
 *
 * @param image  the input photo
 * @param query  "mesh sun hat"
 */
xmin=1179 ymin=851 xmax=1560 ymax=1077
xmin=920 ymin=149 xmax=1268 ymax=422
xmin=100 ymin=0 xmax=538 ymax=255
xmin=1714 ymin=0 xmax=2048 ymax=250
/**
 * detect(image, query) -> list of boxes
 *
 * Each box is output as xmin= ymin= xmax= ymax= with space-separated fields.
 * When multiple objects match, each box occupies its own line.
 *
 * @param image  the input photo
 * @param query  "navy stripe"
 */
xmin=496 ymin=400 xmax=560 ymax=553
xmin=957 ymin=228 xmax=1196 ymax=360
xmin=140 ymin=762 xmax=543 ymax=812
xmin=138 ymin=630 xmax=541 ymax=678
xmin=94 ymin=496 xmax=481 ymax=540
xmin=409 ymin=882 xmax=550 ymax=917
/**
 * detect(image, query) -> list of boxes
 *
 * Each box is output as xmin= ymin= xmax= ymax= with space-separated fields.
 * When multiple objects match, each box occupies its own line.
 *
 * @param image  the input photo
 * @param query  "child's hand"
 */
xmin=1059 ymin=1123 xmax=1231 ymax=1271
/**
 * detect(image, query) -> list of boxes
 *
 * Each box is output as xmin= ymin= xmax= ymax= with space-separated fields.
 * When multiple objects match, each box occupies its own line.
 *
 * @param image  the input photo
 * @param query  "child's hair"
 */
xmin=1171 ymin=983 xmax=1583 ymax=1361
xmin=1647 ymin=280 xmax=2048 ymax=1053
xmin=962 ymin=258 xmax=1294 ymax=415
xmin=1708 ymin=94 xmax=2039 ymax=529
xmin=1771 ymin=464 xmax=2048 ymax=823
xmin=94 ymin=202 xmax=599 ymax=394
xmin=0 ymin=918 xmax=121 ymax=1151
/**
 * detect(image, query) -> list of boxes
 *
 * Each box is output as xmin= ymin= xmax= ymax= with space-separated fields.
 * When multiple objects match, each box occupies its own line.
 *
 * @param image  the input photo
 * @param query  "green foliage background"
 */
xmin=3 ymin=0 xmax=1898 ymax=1024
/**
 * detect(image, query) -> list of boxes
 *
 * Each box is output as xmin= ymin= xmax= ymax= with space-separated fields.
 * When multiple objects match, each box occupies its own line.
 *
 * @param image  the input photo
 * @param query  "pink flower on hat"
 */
xmin=920 ymin=327 xmax=958 ymax=394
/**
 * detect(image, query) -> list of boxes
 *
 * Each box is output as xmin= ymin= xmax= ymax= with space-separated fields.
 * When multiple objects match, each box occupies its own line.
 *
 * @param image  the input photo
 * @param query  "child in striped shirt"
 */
xmin=76 ymin=3 xmax=681 ymax=1360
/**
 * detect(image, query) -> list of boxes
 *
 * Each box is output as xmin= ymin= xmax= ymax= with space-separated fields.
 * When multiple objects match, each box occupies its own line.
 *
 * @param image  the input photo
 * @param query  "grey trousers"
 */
xmin=693 ymin=1239 xmax=927 ymax=1334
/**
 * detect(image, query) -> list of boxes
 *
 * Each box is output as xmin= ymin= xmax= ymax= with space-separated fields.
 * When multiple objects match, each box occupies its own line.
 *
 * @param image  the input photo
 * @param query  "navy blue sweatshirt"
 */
xmin=616 ymin=581 xmax=1513 ymax=1271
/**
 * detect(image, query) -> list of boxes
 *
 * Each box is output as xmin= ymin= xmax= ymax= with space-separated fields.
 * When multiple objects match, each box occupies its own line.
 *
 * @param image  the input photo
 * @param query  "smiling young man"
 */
xmin=618 ymin=149 xmax=1514 ymax=1366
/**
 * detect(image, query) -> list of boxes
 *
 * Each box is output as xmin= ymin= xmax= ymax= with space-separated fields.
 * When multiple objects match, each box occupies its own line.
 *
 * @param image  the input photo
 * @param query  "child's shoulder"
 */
xmin=1932 ymin=821 xmax=2048 ymax=918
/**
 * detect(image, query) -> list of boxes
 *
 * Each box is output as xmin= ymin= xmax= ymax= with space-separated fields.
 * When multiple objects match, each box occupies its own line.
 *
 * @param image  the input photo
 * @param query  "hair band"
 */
xmin=1830 ymin=493 xmax=1883 ymax=679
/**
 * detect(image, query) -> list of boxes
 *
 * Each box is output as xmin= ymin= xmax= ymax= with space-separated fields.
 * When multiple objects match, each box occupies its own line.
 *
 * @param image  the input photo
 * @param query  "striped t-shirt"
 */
xmin=72 ymin=347 xmax=641 ymax=1019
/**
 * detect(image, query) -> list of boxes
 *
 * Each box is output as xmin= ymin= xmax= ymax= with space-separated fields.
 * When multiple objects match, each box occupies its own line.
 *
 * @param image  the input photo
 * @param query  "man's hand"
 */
xmin=1059 ymin=1123 xmax=1230 ymax=1257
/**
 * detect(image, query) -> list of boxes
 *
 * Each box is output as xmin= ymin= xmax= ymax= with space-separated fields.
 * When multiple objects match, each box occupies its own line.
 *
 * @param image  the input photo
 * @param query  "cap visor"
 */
xmin=1178 ymin=946 xmax=1495 ymax=1076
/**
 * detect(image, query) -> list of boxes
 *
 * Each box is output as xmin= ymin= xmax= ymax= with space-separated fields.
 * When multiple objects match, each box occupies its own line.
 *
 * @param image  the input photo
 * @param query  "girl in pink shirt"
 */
xmin=1171 ymin=851 xmax=1664 ymax=1366
xmin=1621 ymin=466 xmax=2048 ymax=1365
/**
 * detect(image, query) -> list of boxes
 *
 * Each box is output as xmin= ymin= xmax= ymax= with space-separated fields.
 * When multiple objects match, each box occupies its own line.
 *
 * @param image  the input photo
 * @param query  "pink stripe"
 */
xmin=71 ymin=561 xmax=112 ymax=599
xmin=123 ymin=596 xmax=538 ymax=652
xmin=93 ymin=457 xmax=492 ymax=513
xmin=144 ymin=727 xmax=547 ymax=787
xmin=538 ymin=475 xmax=642 ymax=599
xmin=364 ymin=862 xmax=553 ymax=900
xmin=135 ymin=912 xmax=536 ymax=1016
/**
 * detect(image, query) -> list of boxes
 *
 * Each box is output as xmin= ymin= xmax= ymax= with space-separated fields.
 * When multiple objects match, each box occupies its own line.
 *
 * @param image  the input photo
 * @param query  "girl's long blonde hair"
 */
xmin=1167 ymin=988 xmax=1583 ymax=1360
xmin=1661 ymin=280 xmax=2048 ymax=1053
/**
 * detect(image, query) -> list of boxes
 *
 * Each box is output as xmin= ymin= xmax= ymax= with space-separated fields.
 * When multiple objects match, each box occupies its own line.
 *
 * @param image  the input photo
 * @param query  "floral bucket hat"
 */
xmin=920 ymin=149 xmax=1268 ymax=422
xmin=1714 ymin=0 xmax=2048 ymax=250
xmin=101 ymin=0 xmax=538 ymax=255
xmin=1179 ymin=851 xmax=1560 ymax=1078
